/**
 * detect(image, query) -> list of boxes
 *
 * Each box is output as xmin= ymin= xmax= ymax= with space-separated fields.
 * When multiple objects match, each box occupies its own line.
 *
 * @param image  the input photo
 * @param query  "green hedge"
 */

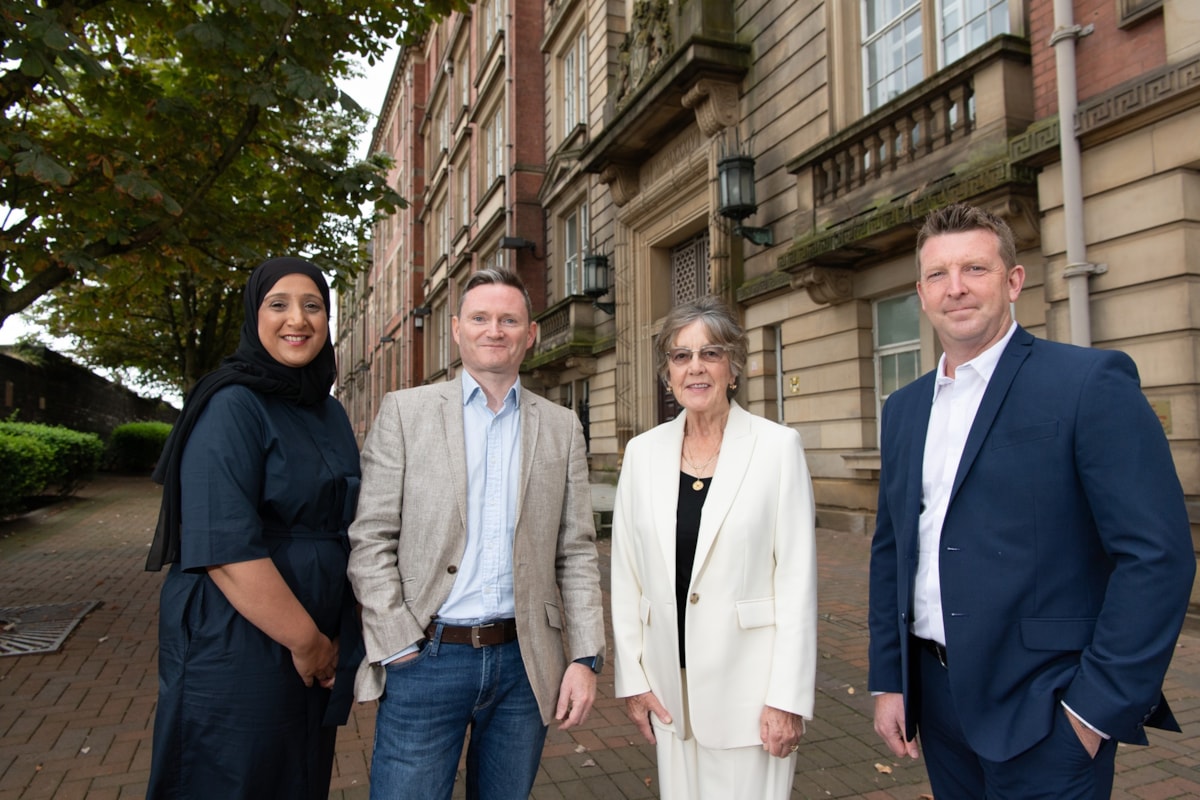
xmin=0 ymin=422 xmax=104 ymax=497
xmin=0 ymin=432 xmax=55 ymax=516
xmin=107 ymin=421 xmax=173 ymax=473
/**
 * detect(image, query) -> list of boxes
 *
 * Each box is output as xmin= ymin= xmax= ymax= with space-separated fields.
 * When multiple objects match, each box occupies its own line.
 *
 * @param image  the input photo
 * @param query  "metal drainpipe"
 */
xmin=1050 ymin=0 xmax=1105 ymax=347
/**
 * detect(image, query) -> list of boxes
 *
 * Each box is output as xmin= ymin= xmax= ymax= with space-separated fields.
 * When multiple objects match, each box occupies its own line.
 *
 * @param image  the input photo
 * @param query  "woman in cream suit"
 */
xmin=611 ymin=296 xmax=817 ymax=800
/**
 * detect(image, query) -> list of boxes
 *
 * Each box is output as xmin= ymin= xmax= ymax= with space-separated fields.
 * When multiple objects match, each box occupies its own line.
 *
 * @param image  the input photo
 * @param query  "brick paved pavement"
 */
xmin=0 ymin=475 xmax=1197 ymax=799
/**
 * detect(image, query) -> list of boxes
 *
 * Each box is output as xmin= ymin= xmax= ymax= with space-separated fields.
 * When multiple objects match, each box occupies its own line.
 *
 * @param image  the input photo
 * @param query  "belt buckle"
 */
xmin=470 ymin=623 xmax=495 ymax=648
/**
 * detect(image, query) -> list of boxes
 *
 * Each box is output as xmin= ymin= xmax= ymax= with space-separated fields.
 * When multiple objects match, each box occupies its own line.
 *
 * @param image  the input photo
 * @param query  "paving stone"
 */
xmin=0 ymin=478 xmax=1198 ymax=798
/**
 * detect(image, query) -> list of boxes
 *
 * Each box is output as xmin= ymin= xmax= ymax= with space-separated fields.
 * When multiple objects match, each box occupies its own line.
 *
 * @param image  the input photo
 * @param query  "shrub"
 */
xmin=0 ymin=422 xmax=104 ymax=495
xmin=0 ymin=432 xmax=55 ymax=516
xmin=107 ymin=421 xmax=173 ymax=473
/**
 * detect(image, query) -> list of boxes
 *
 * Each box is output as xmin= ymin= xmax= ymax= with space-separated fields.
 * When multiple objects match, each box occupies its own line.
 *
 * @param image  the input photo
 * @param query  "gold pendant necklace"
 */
xmin=682 ymin=437 xmax=721 ymax=491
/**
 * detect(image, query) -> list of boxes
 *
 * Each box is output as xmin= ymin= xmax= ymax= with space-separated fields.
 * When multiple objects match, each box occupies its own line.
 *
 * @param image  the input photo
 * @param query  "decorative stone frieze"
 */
xmin=1075 ymin=55 xmax=1200 ymax=136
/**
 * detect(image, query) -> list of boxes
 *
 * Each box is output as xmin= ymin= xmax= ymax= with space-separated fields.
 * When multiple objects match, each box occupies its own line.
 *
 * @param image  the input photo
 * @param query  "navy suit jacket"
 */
xmin=867 ymin=326 xmax=1194 ymax=761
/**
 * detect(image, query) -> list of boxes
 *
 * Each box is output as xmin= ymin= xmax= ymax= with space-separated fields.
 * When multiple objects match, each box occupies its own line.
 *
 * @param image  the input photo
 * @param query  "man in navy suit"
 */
xmin=868 ymin=202 xmax=1194 ymax=798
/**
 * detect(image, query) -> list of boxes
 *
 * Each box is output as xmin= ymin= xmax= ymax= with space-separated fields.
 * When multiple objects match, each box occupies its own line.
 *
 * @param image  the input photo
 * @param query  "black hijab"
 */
xmin=146 ymin=257 xmax=338 ymax=571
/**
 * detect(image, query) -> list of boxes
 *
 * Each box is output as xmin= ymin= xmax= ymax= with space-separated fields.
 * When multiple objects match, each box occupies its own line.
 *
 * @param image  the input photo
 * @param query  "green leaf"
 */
xmin=12 ymin=149 xmax=73 ymax=188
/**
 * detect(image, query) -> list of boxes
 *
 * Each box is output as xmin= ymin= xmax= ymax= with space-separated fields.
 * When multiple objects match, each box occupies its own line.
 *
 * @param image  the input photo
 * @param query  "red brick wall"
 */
xmin=1029 ymin=0 xmax=1165 ymax=120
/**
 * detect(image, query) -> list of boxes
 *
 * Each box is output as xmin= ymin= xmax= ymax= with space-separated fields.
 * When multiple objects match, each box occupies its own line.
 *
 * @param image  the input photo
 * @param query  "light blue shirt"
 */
xmin=434 ymin=371 xmax=521 ymax=623
xmin=381 ymin=373 xmax=523 ymax=664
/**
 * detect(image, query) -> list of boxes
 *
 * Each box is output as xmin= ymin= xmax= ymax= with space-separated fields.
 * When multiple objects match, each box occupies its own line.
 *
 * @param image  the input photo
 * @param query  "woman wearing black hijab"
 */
xmin=146 ymin=258 xmax=362 ymax=800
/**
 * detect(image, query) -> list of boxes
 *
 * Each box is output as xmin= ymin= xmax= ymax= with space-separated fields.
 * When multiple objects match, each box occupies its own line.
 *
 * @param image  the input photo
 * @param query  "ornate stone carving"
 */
xmin=981 ymin=195 xmax=1040 ymax=250
xmin=614 ymin=0 xmax=674 ymax=109
xmin=599 ymin=164 xmax=640 ymax=208
xmin=789 ymin=266 xmax=855 ymax=305
xmin=682 ymin=79 xmax=740 ymax=137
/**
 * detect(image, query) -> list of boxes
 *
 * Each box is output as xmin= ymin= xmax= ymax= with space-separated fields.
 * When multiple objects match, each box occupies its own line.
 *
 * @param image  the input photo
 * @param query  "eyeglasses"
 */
xmin=667 ymin=345 xmax=728 ymax=366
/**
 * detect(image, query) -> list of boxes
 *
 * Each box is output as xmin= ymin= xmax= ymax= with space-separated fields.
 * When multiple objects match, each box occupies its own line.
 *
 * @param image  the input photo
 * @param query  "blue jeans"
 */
xmin=369 ymin=631 xmax=547 ymax=800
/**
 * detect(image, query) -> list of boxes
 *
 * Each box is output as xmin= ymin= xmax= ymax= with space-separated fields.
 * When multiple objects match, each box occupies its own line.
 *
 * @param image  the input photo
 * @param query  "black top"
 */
xmin=675 ymin=471 xmax=711 ymax=668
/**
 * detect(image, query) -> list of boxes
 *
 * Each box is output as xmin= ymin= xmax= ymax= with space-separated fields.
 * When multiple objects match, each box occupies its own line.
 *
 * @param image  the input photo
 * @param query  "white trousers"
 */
xmin=651 ymin=671 xmax=796 ymax=800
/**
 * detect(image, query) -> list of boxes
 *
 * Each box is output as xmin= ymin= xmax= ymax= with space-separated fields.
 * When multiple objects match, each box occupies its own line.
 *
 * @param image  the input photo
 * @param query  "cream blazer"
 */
xmin=611 ymin=402 xmax=817 ymax=749
xmin=347 ymin=376 xmax=606 ymax=724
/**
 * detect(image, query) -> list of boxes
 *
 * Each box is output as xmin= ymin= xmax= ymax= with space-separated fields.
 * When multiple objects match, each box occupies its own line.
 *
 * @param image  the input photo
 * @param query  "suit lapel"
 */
xmin=651 ymin=414 xmax=686 ymax=592
xmin=515 ymin=390 xmax=540 ymax=528
xmin=439 ymin=377 xmax=470 ymax=532
xmin=903 ymin=380 xmax=934 ymax=551
xmin=692 ymin=404 xmax=754 ymax=585
xmin=949 ymin=326 xmax=1033 ymax=501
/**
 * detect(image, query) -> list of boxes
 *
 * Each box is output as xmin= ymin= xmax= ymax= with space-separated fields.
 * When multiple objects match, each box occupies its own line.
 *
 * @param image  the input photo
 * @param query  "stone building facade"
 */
xmin=340 ymin=0 xmax=1199 ymax=592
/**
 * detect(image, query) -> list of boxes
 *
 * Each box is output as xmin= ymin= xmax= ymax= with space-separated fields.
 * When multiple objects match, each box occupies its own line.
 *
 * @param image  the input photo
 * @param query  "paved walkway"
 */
xmin=0 ymin=475 xmax=1197 ymax=799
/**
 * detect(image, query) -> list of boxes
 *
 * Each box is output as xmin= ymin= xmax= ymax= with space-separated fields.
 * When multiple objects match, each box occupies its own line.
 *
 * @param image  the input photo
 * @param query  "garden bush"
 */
xmin=107 ymin=421 xmax=173 ymax=473
xmin=0 ymin=421 xmax=103 ymax=495
xmin=0 ymin=431 xmax=55 ymax=516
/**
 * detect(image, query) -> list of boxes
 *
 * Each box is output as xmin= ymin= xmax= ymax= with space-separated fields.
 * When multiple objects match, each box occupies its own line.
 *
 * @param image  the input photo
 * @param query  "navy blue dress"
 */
xmin=147 ymin=386 xmax=362 ymax=800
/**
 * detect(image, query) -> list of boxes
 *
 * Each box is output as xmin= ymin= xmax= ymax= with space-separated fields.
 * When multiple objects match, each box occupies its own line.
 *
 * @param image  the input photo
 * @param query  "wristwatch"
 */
xmin=573 ymin=654 xmax=604 ymax=674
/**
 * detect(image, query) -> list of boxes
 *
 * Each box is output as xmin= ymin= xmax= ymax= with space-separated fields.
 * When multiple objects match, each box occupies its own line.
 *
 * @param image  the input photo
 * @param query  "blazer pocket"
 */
xmin=990 ymin=420 xmax=1058 ymax=449
xmin=1020 ymin=617 xmax=1096 ymax=651
xmin=735 ymin=597 xmax=776 ymax=630
xmin=544 ymin=601 xmax=563 ymax=631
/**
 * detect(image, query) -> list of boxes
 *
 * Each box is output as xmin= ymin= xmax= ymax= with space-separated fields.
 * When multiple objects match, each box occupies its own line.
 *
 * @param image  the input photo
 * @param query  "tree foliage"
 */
xmin=1 ymin=0 xmax=469 ymax=384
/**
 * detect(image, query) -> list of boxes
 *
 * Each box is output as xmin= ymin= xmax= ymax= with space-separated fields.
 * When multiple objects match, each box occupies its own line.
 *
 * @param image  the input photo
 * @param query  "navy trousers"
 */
xmin=916 ymin=643 xmax=1116 ymax=799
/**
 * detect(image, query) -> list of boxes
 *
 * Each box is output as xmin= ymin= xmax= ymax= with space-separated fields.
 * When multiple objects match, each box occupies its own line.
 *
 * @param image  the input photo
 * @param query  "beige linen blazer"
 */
xmin=347 ymin=376 xmax=605 ymax=724
xmin=611 ymin=402 xmax=817 ymax=749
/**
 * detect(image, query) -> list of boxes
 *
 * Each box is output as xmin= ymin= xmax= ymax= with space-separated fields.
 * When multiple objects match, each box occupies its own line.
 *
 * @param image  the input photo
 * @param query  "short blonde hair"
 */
xmin=916 ymin=202 xmax=1018 ymax=273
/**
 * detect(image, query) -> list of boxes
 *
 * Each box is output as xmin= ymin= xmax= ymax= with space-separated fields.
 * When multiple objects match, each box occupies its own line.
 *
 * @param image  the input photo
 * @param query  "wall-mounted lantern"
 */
xmin=717 ymin=154 xmax=774 ymax=247
xmin=499 ymin=236 xmax=541 ymax=259
xmin=582 ymin=253 xmax=615 ymax=315
xmin=411 ymin=305 xmax=432 ymax=330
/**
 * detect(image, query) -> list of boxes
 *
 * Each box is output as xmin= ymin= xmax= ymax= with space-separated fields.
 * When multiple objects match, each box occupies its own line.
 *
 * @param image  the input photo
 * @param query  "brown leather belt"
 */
xmin=426 ymin=618 xmax=518 ymax=648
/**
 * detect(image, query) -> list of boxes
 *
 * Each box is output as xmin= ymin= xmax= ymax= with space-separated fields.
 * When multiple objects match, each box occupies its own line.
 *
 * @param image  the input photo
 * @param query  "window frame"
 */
xmin=873 ymin=290 xmax=923 ymax=438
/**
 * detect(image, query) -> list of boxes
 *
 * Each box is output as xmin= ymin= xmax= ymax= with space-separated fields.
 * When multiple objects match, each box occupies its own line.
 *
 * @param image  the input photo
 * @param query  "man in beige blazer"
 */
xmin=347 ymin=268 xmax=605 ymax=800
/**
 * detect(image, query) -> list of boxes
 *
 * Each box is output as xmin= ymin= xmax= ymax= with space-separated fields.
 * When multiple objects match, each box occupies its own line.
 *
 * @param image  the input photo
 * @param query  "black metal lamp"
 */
xmin=582 ymin=253 xmax=615 ymax=315
xmin=499 ymin=236 xmax=541 ymax=259
xmin=411 ymin=305 xmax=432 ymax=330
xmin=717 ymin=154 xmax=774 ymax=247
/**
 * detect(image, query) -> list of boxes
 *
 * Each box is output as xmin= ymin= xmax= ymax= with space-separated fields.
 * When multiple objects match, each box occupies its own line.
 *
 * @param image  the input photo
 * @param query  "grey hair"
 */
xmin=458 ymin=267 xmax=533 ymax=321
xmin=655 ymin=295 xmax=748 ymax=400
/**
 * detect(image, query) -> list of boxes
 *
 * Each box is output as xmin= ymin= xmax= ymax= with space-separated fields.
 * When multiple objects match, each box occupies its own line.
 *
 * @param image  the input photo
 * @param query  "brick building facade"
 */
xmin=340 ymin=0 xmax=1199 ymax=597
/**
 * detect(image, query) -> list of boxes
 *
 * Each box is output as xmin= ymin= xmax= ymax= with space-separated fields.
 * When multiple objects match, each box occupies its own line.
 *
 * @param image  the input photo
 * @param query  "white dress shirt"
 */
xmin=911 ymin=322 xmax=1016 ymax=645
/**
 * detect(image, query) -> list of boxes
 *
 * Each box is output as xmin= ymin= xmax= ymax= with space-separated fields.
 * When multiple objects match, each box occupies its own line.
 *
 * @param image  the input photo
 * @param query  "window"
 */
xmin=562 ymin=29 xmax=587 ymax=136
xmin=862 ymin=0 xmax=923 ymax=112
xmin=458 ymin=163 xmax=471 ymax=227
xmin=438 ymin=201 xmax=449 ymax=256
xmin=562 ymin=201 xmax=588 ymax=296
xmin=483 ymin=108 xmax=504 ymax=186
xmin=456 ymin=51 xmax=469 ymax=109
xmin=483 ymin=249 xmax=505 ymax=270
xmin=860 ymin=1 xmax=1010 ymax=113
xmin=481 ymin=0 xmax=503 ymax=46
xmin=940 ymin=0 xmax=1009 ymax=66
xmin=428 ymin=299 xmax=449 ymax=374
xmin=874 ymin=292 xmax=922 ymax=414
xmin=670 ymin=232 xmax=711 ymax=305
